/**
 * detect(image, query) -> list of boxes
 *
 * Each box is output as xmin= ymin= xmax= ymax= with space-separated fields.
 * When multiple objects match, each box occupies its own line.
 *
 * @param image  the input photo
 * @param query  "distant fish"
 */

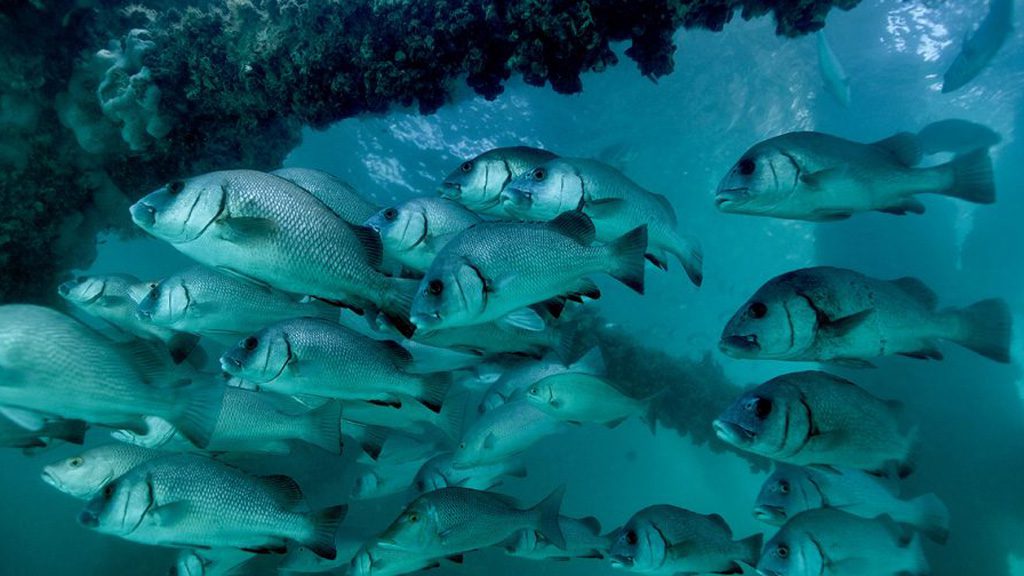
xmin=441 ymin=146 xmax=558 ymax=217
xmin=365 ymin=197 xmax=481 ymax=274
xmin=351 ymin=459 xmax=426 ymax=501
xmin=42 ymin=443 xmax=160 ymax=500
xmin=917 ymin=119 xmax=1001 ymax=155
xmin=453 ymin=399 xmax=569 ymax=468
xmin=525 ymin=372 xmax=655 ymax=430
xmin=0 ymin=413 xmax=86 ymax=452
xmin=171 ymin=548 xmax=256 ymax=576
xmin=479 ymin=347 xmax=605 ymax=415
xmin=719 ymin=266 xmax=1012 ymax=366
xmin=816 ymin=31 xmax=851 ymax=107
xmin=942 ymin=0 xmax=1014 ymax=93
xmin=279 ymin=538 xmax=364 ymax=574
xmin=716 ymin=131 xmax=995 ymax=220
xmin=414 ymin=451 xmax=527 ymax=493
xmin=506 ymin=515 xmax=609 ymax=561
xmin=349 ymin=541 xmax=448 ymax=576
xmin=271 ymin=167 xmax=381 ymax=225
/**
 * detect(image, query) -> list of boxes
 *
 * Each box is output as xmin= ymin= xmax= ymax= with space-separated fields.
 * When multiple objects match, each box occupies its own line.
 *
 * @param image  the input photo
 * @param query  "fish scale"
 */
xmin=272 ymin=167 xmax=381 ymax=225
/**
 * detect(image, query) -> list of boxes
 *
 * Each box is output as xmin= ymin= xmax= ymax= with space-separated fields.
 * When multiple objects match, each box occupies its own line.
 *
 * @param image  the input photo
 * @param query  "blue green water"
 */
xmin=1 ymin=1 xmax=1023 ymax=574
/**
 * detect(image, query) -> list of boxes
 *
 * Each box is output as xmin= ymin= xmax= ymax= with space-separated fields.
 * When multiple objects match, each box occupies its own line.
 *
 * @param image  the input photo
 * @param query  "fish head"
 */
xmin=502 ymin=159 xmax=583 ymax=220
xmin=719 ymin=282 xmax=818 ymax=360
xmin=352 ymin=471 xmax=381 ymax=499
xmin=136 ymin=278 xmax=189 ymax=327
xmin=219 ymin=326 xmax=292 ymax=384
xmin=524 ymin=378 xmax=558 ymax=412
xmin=753 ymin=464 xmax=815 ymax=525
xmin=609 ymin=515 xmax=667 ymax=571
xmin=713 ymin=382 xmax=798 ymax=456
xmin=757 ymin=529 xmax=818 ymax=576
xmin=79 ymin=475 xmax=152 ymax=536
xmin=130 ymin=175 xmax=225 ymax=244
xmin=716 ymin=142 xmax=802 ymax=215
xmin=42 ymin=451 xmax=118 ymax=500
xmin=57 ymin=275 xmax=107 ymax=307
xmin=441 ymin=152 xmax=512 ymax=210
xmin=349 ymin=546 xmax=374 ymax=576
xmin=377 ymin=496 xmax=441 ymax=553
xmin=366 ymin=201 xmax=428 ymax=255
xmin=411 ymin=262 xmax=485 ymax=332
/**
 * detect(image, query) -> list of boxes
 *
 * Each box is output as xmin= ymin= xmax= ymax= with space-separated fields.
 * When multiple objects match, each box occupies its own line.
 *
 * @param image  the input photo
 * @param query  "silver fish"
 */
xmin=506 ymin=515 xmax=608 ymax=561
xmin=349 ymin=541 xmax=447 ymax=576
xmin=278 ymin=536 xmax=363 ymax=574
xmin=203 ymin=387 xmax=343 ymax=455
xmin=479 ymin=348 xmax=605 ymax=415
xmin=351 ymin=459 xmax=427 ymax=501
xmin=441 ymin=146 xmax=558 ymax=216
xmin=79 ymin=453 xmax=347 ymax=559
xmin=715 ymin=131 xmax=995 ymax=220
xmin=0 ymin=305 xmax=222 ymax=448
xmin=171 ymin=548 xmax=256 ymax=576
xmin=526 ymin=372 xmax=652 ymax=429
xmin=503 ymin=157 xmax=703 ymax=286
xmin=365 ymin=197 xmax=481 ymax=273
xmin=453 ymin=399 xmax=568 ymax=468
xmin=414 ymin=451 xmax=527 ymax=493
xmin=130 ymin=170 xmax=417 ymax=337
xmin=0 ymin=413 xmax=86 ymax=451
xmin=942 ymin=0 xmax=1014 ymax=93
xmin=713 ymin=371 xmax=914 ymax=472
xmin=758 ymin=508 xmax=928 ymax=576
xmin=271 ymin=167 xmax=380 ymax=225
xmin=816 ymin=31 xmax=850 ymax=107
xmin=42 ymin=443 xmax=161 ymax=500
xmin=719 ymin=266 xmax=1012 ymax=366
xmin=917 ymin=119 xmax=1001 ymax=155
xmin=412 ymin=211 xmax=646 ymax=332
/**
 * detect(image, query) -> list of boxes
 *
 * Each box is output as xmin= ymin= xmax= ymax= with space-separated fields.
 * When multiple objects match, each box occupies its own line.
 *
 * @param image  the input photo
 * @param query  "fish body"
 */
xmin=503 ymin=157 xmax=702 ymax=286
xmin=715 ymin=132 xmax=995 ymax=220
xmin=453 ymin=399 xmax=568 ymax=468
xmin=0 ymin=413 xmax=86 ymax=450
xmin=271 ymin=167 xmax=380 ymax=225
xmin=365 ymin=197 xmax=481 ymax=273
xmin=526 ymin=372 xmax=647 ymax=427
xmin=441 ymin=146 xmax=558 ymax=216
xmin=506 ymin=515 xmax=608 ymax=561
xmin=479 ymin=348 xmax=605 ymax=415
xmin=349 ymin=541 xmax=445 ymax=576
xmin=719 ymin=266 xmax=1011 ymax=365
xmin=713 ymin=371 xmax=914 ymax=471
xmin=414 ymin=451 xmax=527 ymax=493
xmin=171 ymin=548 xmax=255 ymax=576
xmin=41 ymin=443 xmax=160 ymax=500
xmin=609 ymin=504 xmax=761 ymax=575
xmin=351 ymin=459 xmax=426 ymax=501
xmin=816 ymin=31 xmax=850 ymax=107
xmin=917 ymin=119 xmax=1001 ymax=155
xmin=942 ymin=0 xmax=1014 ymax=93
xmin=758 ymin=508 xmax=928 ymax=576
xmin=202 ymin=387 xmax=343 ymax=454
xmin=412 ymin=211 xmax=646 ymax=331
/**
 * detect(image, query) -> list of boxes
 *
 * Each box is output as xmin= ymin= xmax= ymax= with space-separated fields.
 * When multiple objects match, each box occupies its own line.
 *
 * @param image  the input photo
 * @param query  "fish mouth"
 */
xmin=374 ymin=538 xmax=408 ymax=552
xmin=129 ymin=200 xmax=157 ymax=228
xmin=753 ymin=504 xmax=787 ymax=524
xmin=719 ymin=334 xmax=760 ymax=356
xmin=609 ymin=553 xmax=634 ymax=568
xmin=712 ymin=418 xmax=756 ymax=446
xmin=219 ymin=354 xmax=243 ymax=374
xmin=439 ymin=182 xmax=461 ymax=199
xmin=410 ymin=312 xmax=442 ymax=331
xmin=714 ymin=188 xmax=749 ymax=210
xmin=500 ymin=187 xmax=531 ymax=214
xmin=40 ymin=468 xmax=61 ymax=490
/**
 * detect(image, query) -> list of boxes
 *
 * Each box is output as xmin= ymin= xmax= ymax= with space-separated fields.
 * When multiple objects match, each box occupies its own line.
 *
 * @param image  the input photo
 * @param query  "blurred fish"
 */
xmin=130 ymin=170 xmax=417 ymax=337
xmin=411 ymin=316 xmax=582 ymax=362
xmin=414 ymin=451 xmax=527 ymax=493
xmin=525 ymin=372 xmax=655 ymax=429
xmin=351 ymin=459 xmax=426 ymax=501
xmin=378 ymin=486 xmax=566 ymax=556
xmin=506 ymin=515 xmax=608 ymax=561
xmin=0 ymin=413 xmax=86 ymax=451
xmin=171 ymin=548 xmax=256 ymax=576
xmin=349 ymin=541 xmax=446 ymax=576
xmin=365 ymin=197 xmax=481 ymax=274
xmin=0 ymin=305 xmax=222 ymax=448
xmin=503 ymin=158 xmax=702 ymax=286
xmin=479 ymin=348 xmax=605 ymax=415
xmin=917 ymin=119 xmax=1001 ymax=155
xmin=79 ymin=453 xmax=347 ymax=559
xmin=816 ymin=31 xmax=850 ymax=107
xmin=608 ymin=505 xmax=761 ymax=575
xmin=453 ymin=399 xmax=569 ymax=468
xmin=136 ymin=265 xmax=335 ymax=342
xmin=719 ymin=266 xmax=1012 ymax=366
xmin=42 ymin=443 xmax=160 ymax=500
xmin=758 ymin=508 xmax=928 ymax=576
xmin=412 ymin=211 xmax=646 ymax=332
xmin=441 ymin=146 xmax=558 ymax=216
xmin=271 ymin=167 xmax=380 ymax=225
xmin=942 ymin=0 xmax=1014 ymax=93
xmin=220 ymin=318 xmax=450 ymax=412
xmin=279 ymin=536 xmax=364 ymax=574
xmin=713 ymin=371 xmax=914 ymax=472
xmin=111 ymin=415 xmax=182 ymax=449
xmin=754 ymin=463 xmax=949 ymax=542
xmin=342 ymin=393 xmax=466 ymax=443
xmin=715 ymin=131 xmax=995 ymax=220
xmin=59 ymin=273 xmax=199 ymax=363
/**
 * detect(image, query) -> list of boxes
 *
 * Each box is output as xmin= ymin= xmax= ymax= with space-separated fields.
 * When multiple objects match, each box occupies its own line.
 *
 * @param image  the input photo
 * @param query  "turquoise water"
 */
xmin=1 ymin=1 xmax=1023 ymax=574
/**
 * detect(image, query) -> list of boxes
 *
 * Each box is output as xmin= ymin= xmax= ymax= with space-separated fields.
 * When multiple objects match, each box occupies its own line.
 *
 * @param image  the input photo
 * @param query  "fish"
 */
xmin=341 ymin=393 xmax=466 ymax=443
xmin=279 ymin=536 xmax=364 ymax=574
xmin=757 ymin=508 xmax=928 ymax=576
xmin=453 ymin=399 xmax=569 ymax=468
xmin=349 ymin=541 xmax=447 ymax=576
xmin=271 ymin=167 xmax=381 ymax=225
xmin=715 ymin=131 xmax=996 ymax=220
xmin=753 ymin=463 xmax=950 ymax=543
xmin=411 ymin=211 xmax=647 ymax=332
xmin=0 ymin=413 xmax=87 ymax=451
xmin=41 ymin=443 xmax=161 ymax=500
xmin=719 ymin=266 xmax=1012 ymax=366
xmin=413 ymin=451 xmax=527 ymax=493
xmin=409 ymin=314 xmax=584 ymax=362
xmin=440 ymin=146 xmax=559 ymax=216
xmin=129 ymin=170 xmax=418 ymax=337
xmin=220 ymin=317 xmax=451 ymax=412
xmin=479 ymin=348 xmax=605 ymax=415
xmin=136 ymin=265 xmax=335 ymax=342
xmin=365 ymin=197 xmax=481 ymax=274
xmin=525 ymin=371 xmax=654 ymax=429
xmin=502 ymin=157 xmax=703 ymax=286
xmin=111 ymin=415 xmax=183 ymax=450
xmin=58 ymin=273 xmax=200 ymax=363
xmin=0 ymin=305 xmax=223 ymax=448
xmin=351 ymin=459 xmax=427 ymax=501
xmin=713 ymin=371 xmax=915 ymax=472
xmin=942 ymin=0 xmax=1014 ymax=93
xmin=377 ymin=486 xmax=566 ymax=556
xmin=917 ymin=119 xmax=1002 ymax=155
xmin=505 ymin=515 xmax=608 ymax=561
xmin=78 ymin=453 xmax=347 ymax=559
xmin=608 ymin=504 xmax=762 ymax=575
xmin=816 ymin=31 xmax=850 ymax=107
xmin=170 ymin=548 xmax=256 ymax=576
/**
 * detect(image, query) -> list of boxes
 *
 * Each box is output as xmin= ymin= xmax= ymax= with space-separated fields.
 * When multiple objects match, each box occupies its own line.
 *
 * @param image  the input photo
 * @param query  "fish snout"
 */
xmin=219 ymin=352 xmax=244 ymax=374
xmin=40 ymin=468 xmax=59 ymax=489
xmin=719 ymin=334 xmax=759 ymax=356
xmin=129 ymin=201 xmax=157 ymax=228
xmin=712 ymin=418 xmax=755 ymax=446
xmin=752 ymin=504 xmax=786 ymax=524
xmin=439 ymin=182 xmax=461 ymax=199
xmin=500 ymin=187 xmax=532 ymax=212
xmin=410 ymin=312 xmax=441 ymax=332
xmin=714 ymin=187 xmax=749 ymax=211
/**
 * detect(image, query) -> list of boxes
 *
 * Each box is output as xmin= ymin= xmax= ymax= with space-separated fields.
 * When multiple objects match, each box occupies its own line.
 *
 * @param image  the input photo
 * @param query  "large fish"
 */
xmin=130 ymin=170 xmax=417 ymax=336
xmin=719 ymin=266 xmax=1011 ymax=366
xmin=79 ymin=453 xmax=347 ymax=559
xmin=59 ymin=274 xmax=199 ymax=363
xmin=42 ymin=443 xmax=161 ymax=500
xmin=713 ymin=371 xmax=914 ymax=472
xmin=608 ymin=505 xmax=761 ymax=575
xmin=453 ymin=399 xmax=569 ymax=468
xmin=715 ymin=131 xmax=995 ymax=220
xmin=502 ymin=157 xmax=703 ymax=286
xmin=220 ymin=318 xmax=450 ymax=412
xmin=271 ymin=167 xmax=380 ymax=225
xmin=942 ymin=0 xmax=1014 ymax=93
xmin=757 ymin=508 xmax=928 ymax=576
xmin=412 ymin=211 xmax=646 ymax=332
xmin=506 ymin=515 xmax=608 ymax=561
xmin=816 ymin=31 xmax=850 ymax=107
xmin=413 ymin=451 xmax=527 ymax=493
xmin=0 ymin=305 xmax=222 ymax=448
xmin=440 ymin=146 xmax=558 ymax=216
xmin=754 ymin=463 xmax=949 ymax=542
xmin=365 ymin=197 xmax=481 ymax=274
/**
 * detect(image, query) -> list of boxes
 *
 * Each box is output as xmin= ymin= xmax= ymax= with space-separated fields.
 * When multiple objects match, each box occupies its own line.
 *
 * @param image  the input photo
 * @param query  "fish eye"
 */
xmin=69 ymin=457 xmax=84 ymax=468
xmin=460 ymin=161 xmax=473 ymax=173
xmin=167 ymin=180 xmax=185 ymax=196
xmin=746 ymin=397 xmax=772 ymax=419
xmin=776 ymin=544 xmax=789 ymax=559
xmin=243 ymin=336 xmax=259 ymax=351
xmin=408 ymin=512 xmax=419 ymax=523
xmin=103 ymin=483 xmax=116 ymax=498
xmin=458 ymin=442 xmax=466 ymax=449
xmin=779 ymin=480 xmax=790 ymax=494
xmin=528 ymin=386 xmax=539 ymax=396
xmin=427 ymin=279 xmax=444 ymax=295
xmin=748 ymin=302 xmax=768 ymax=319
xmin=625 ymin=530 xmax=638 ymax=545
xmin=532 ymin=168 xmax=546 ymax=180
xmin=383 ymin=207 xmax=398 ymax=221
xmin=738 ymin=158 xmax=756 ymax=176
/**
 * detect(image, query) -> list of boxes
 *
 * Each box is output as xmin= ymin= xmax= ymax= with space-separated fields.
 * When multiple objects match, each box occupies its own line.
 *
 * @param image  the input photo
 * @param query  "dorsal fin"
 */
xmin=348 ymin=223 xmax=384 ymax=268
xmin=381 ymin=340 xmax=414 ymax=369
xmin=257 ymin=474 xmax=306 ymax=509
xmin=651 ymin=193 xmax=678 ymax=226
xmin=871 ymin=132 xmax=922 ymax=167
xmin=889 ymin=277 xmax=938 ymax=310
xmin=549 ymin=211 xmax=596 ymax=245
xmin=578 ymin=515 xmax=602 ymax=535
xmin=705 ymin=513 xmax=733 ymax=536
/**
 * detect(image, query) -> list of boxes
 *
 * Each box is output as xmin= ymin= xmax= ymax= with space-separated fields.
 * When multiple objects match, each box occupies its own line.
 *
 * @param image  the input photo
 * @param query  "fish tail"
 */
xmin=950 ymin=298 xmax=1012 ymax=363
xmin=416 ymin=371 xmax=452 ymax=414
xmin=909 ymin=492 xmax=951 ymax=544
xmin=530 ymin=485 xmax=566 ymax=550
xmin=433 ymin=390 xmax=469 ymax=442
xmin=918 ymin=119 xmax=1001 ymax=154
xmin=937 ymin=148 xmax=995 ymax=204
xmin=661 ymin=229 xmax=703 ymax=287
xmin=50 ymin=419 xmax=89 ymax=445
xmin=165 ymin=332 xmax=202 ymax=365
xmin=302 ymin=400 xmax=344 ymax=454
xmin=605 ymin=225 xmax=648 ymax=294
xmin=735 ymin=533 xmax=763 ymax=567
xmin=303 ymin=504 xmax=348 ymax=560
xmin=171 ymin=377 xmax=226 ymax=449
xmin=901 ymin=532 xmax=930 ymax=576
xmin=381 ymin=278 xmax=419 ymax=338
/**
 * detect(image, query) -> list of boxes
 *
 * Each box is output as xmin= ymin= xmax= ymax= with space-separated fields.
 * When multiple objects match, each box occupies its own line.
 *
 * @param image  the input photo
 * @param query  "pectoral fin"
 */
xmin=149 ymin=501 xmax=192 ymax=527
xmin=499 ymin=308 xmax=546 ymax=331
xmin=800 ymin=165 xmax=849 ymax=189
xmin=584 ymin=197 xmax=626 ymax=218
xmin=217 ymin=217 xmax=278 ymax=243
xmin=822 ymin=308 xmax=873 ymax=337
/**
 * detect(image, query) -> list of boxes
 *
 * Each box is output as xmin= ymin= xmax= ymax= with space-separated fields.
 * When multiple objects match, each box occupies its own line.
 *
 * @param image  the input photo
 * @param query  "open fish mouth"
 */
xmin=752 ymin=504 xmax=787 ymax=524
xmin=608 ymin=554 xmax=635 ymax=568
xmin=40 ymin=469 xmax=61 ymax=490
xmin=714 ymin=188 xmax=749 ymax=209
xmin=439 ymin=182 xmax=461 ymax=199
xmin=719 ymin=334 xmax=760 ymax=356
xmin=712 ymin=419 xmax=756 ymax=446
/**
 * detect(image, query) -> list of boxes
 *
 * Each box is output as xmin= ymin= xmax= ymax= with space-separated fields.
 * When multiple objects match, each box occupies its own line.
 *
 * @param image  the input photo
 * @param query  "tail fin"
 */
xmin=530 ymin=486 xmax=566 ymax=550
xmin=166 ymin=332 xmax=202 ymax=365
xmin=303 ymin=504 xmax=348 ymax=560
xmin=49 ymin=419 xmax=88 ymax=445
xmin=664 ymin=231 xmax=704 ymax=287
xmin=302 ymin=401 xmax=344 ymax=454
xmin=605 ymin=226 xmax=648 ymax=294
xmin=735 ymin=533 xmax=763 ymax=567
xmin=952 ymin=298 xmax=1011 ymax=363
xmin=901 ymin=532 xmax=930 ymax=576
xmin=918 ymin=119 xmax=1001 ymax=155
xmin=416 ymin=372 xmax=452 ymax=414
xmin=909 ymin=492 xmax=950 ymax=544
xmin=553 ymin=321 xmax=589 ymax=365
xmin=939 ymin=148 xmax=995 ymax=204
xmin=172 ymin=378 xmax=225 ymax=449
xmin=382 ymin=279 xmax=418 ymax=338
xmin=434 ymin=391 xmax=468 ymax=441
